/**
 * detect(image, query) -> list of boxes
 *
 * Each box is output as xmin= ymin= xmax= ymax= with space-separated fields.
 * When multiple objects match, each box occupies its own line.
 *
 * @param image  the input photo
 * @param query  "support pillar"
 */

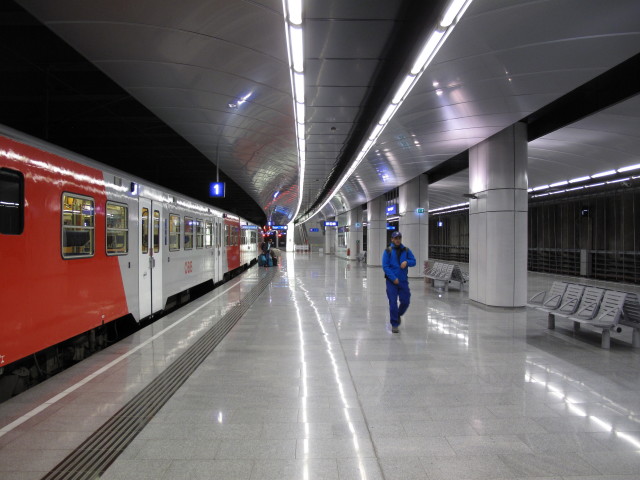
xmin=399 ymin=175 xmax=429 ymax=278
xmin=286 ymin=222 xmax=295 ymax=252
xmin=324 ymin=218 xmax=336 ymax=255
xmin=367 ymin=196 xmax=385 ymax=267
xmin=469 ymin=123 xmax=528 ymax=307
xmin=346 ymin=208 xmax=363 ymax=261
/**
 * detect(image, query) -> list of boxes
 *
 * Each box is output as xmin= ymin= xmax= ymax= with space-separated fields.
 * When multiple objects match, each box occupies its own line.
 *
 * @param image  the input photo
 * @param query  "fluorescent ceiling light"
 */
xmin=287 ymin=0 xmax=302 ymax=25
xmin=379 ymin=103 xmax=398 ymax=125
xmin=293 ymin=72 xmax=305 ymax=103
xmin=289 ymin=25 xmax=304 ymax=72
xmin=411 ymin=29 xmax=446 ymax=74
xmin=569 ymin=176 xmax=590 ymax=183
xmin=441 ymin=0 xmax=471 ymax=27
xmin=591 ymin=170 xmax=616 ymax=178
xmin=617 ymin=164 xmax=640 ymax=172
xmin=297 ymin=122 xmax=305 ymax=139
xmin=392 ymin=75 xmax=416 ymax=104
xmin=549 ymin=180 xmax=568 ymax=187
xmin=532 ymin=185 xmax=549 ymax=191
xmin=296 ymin=102 xmax=305 ymax=121
xmin=607 ymin=177 xmax=630 ymax=184
xmin=369 ymin=123 xmax=384 ymax=141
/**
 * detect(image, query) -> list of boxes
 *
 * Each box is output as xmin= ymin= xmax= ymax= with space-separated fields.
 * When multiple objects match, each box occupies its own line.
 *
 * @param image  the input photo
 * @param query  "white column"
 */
xmin=367 ymin=196 xmax=385 ymax=267
xmin=286 ymin=222 xmax=295 ymax=251
xmin=469 ymin=123 xmax=528 ymax=307
xmin=398 ymin=175 xmax=429 ymax=278
xmin=324 ymin=218 xmax=336 ymax=255
xmin=346 ymin=208 xmax=363 ymax=261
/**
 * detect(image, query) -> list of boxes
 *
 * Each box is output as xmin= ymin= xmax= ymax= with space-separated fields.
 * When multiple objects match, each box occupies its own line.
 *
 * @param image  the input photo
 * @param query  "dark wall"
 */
xmin=430 ymin=183 xmax=640 ymax=284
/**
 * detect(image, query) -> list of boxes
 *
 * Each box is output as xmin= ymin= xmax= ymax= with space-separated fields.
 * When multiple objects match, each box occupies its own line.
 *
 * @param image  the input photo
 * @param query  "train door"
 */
xmin=216 ymin=218 xmax=227 ymax=282
xmin=139 ymin=198 xmax=163 ymax=318
xmin=213 ymin=217 xmax=221 ymax=283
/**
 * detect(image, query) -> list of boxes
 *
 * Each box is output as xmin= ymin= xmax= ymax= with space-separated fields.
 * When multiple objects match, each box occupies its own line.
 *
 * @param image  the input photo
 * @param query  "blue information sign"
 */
xmin=272 ymin=225 xmax=288 ymax=230
xmin=309 ymin=228 xmax=319 ymax=232
xmin=209 ymin=182 xmax=225 ymax=198
xmin=386 ymin=225 xmax=396 ymax=230
xmin=386 ymin=204 xmax=398 ymax=215
xmin=324 ymin=221 xmax=338 ymax=227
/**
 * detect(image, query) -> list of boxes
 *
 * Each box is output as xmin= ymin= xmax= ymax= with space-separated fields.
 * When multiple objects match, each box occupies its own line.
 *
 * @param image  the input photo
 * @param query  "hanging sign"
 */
xmin=209 ymin=182 xmax=225 ymax=198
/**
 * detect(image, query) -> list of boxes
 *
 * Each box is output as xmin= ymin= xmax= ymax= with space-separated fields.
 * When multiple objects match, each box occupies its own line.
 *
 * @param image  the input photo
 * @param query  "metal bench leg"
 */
xmin=573 ymin=321 xmax=580 ymax=332
xmin=547 ymin=313 xmax=555 ymax=329
xmin=633 ymin=328 xmax=640 ymax=348
xmin=601 ymin=329 xmax=611 ymax=349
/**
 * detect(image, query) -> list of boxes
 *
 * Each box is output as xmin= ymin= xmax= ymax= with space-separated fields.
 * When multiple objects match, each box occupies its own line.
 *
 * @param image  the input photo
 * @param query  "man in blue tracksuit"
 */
xmin=382 ymin=231 xmax=416 ymax=333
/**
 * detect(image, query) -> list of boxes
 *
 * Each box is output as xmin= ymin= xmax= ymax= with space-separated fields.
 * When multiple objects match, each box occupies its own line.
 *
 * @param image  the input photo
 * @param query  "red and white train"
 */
xmin=0 ymin=125 xmax=260 ymax=390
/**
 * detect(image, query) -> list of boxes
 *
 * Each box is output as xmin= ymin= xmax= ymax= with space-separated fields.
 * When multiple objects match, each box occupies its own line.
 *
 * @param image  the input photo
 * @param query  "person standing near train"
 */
xmin=382 ymin=231 xmax=416 ymax=333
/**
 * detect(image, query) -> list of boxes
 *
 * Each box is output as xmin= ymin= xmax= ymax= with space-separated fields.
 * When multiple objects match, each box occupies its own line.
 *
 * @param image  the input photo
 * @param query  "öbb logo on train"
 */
xmin=185 ymin=260 xmax=193 ymax=274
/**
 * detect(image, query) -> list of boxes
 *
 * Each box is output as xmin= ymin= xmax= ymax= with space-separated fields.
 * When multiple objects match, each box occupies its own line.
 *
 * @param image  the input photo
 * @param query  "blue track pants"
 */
xmin=386 ymin=279 xmax=411 ymax=327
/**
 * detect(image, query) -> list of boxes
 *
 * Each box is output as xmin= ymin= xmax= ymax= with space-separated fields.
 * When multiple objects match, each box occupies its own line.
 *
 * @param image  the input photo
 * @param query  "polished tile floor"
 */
xmin=1 ymin=252 xmax=640 ymax=479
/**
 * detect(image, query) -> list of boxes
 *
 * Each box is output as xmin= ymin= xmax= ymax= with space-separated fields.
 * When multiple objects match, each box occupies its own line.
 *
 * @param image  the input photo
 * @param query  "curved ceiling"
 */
xmin=16 ymin=0 xmax=640 ymax=225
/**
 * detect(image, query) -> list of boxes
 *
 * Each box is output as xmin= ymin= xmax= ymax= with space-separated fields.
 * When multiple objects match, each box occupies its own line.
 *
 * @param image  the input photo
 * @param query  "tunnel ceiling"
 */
xmin=3 ymin=0 xmax=640 ymax=225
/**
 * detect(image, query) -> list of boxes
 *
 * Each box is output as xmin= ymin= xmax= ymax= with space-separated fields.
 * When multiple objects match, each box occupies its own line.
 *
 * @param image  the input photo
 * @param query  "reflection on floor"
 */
xmin=1 ymin=252 xmax=639 ymax=479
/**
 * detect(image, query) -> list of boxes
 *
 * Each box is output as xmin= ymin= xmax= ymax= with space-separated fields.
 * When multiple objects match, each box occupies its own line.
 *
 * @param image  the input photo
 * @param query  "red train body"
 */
xmin=0 ymin=127 xmax=259 ymax=378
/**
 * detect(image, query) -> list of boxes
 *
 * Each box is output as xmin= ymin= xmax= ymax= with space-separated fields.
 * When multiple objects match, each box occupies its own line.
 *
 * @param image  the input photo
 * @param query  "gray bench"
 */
xmin=528 ymin=281 xmax=568 ymax=309
xmin=620 ymin=293 xmax=640 ymax=348
xmin=530 ymin=283 xmax=640 ymax=349
xmin=425 ymin=261 xmax=468 ymax=291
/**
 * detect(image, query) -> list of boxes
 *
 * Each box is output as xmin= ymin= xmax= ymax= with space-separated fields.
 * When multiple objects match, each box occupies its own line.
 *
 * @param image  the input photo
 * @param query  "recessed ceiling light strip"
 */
xmin=297 ymin=0 xmax=475 ymax=224
xmin=283 ymin=0 xmax=306 ymax=221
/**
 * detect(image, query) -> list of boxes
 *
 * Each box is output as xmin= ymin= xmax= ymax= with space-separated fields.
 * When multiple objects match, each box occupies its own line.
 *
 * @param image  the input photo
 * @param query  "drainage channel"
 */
xmin=42 ymin=268 xmax=276 ymax=480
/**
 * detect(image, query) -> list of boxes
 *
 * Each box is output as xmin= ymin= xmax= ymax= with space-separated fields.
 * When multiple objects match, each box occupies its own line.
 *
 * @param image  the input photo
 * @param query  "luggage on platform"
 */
xmin=258 ymin=254 xmax=273 ymax=267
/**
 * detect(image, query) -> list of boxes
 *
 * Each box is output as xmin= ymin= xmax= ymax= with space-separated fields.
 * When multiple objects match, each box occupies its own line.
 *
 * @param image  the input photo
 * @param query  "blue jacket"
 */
xmin=382 ymin=243 xmax=416 ymax=282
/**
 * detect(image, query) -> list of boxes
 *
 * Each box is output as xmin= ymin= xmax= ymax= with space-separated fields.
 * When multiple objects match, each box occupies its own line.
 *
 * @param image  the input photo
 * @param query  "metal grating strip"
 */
xmin=42 ymin=268 xmax=276 ymax=480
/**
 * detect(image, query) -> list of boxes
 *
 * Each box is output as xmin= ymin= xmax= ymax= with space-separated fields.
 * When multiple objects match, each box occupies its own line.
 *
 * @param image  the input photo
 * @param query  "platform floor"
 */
xmin=1 ymin=253 xmax=640 ymax=479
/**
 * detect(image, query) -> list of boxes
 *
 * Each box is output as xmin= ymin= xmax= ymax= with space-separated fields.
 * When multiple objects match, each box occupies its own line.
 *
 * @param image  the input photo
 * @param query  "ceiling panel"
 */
xmin=14 ymin=0 xmax=640 ymax=227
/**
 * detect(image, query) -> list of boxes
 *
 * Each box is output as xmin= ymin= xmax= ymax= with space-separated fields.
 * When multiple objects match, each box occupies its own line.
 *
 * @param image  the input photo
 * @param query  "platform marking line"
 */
xmin=0 ymin=280 xmax=242 ymax=437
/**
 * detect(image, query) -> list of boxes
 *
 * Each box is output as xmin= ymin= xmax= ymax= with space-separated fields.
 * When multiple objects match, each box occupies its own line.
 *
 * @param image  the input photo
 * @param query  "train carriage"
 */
xmin=0 ymin=125 xmax=259 ymax=385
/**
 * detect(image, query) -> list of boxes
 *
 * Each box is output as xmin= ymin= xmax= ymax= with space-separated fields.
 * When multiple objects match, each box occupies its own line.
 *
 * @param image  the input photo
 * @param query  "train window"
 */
xmin=62 ymin=193 xmax=95 ymax=258
xmin=106 ymin=202 xmax=128 ymax=255
xmin=169 ymin=214 xmax=181 ymax=251
xmin=141 ymin=208 xmax=149 ymax=254
xmin=205 ymin=220 xmax=212 ymax=248
xmin=234 ymin=226 xmax=240 ymax=246
xmin=195 ymin=218 xmax=204 ymax=249
xmin=153 ymin=210 xmax=160 ymax=253
xmin=217 ymin=222 xmax=221 ymax=247
xmin=0 ymin=168 xmax=24 ymax=235
xmin=224 ymin=224 xmax=229 ymax=247
xmin=184 ymin=216 xmax=194 ymax=250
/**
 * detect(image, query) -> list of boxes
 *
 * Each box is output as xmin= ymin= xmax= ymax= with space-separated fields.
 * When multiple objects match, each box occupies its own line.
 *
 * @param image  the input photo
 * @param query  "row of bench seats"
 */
xmin=528 ymin=281 xmax=640 ymax=349
xmin=425 ymin=261 xmax=468 ymax=291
